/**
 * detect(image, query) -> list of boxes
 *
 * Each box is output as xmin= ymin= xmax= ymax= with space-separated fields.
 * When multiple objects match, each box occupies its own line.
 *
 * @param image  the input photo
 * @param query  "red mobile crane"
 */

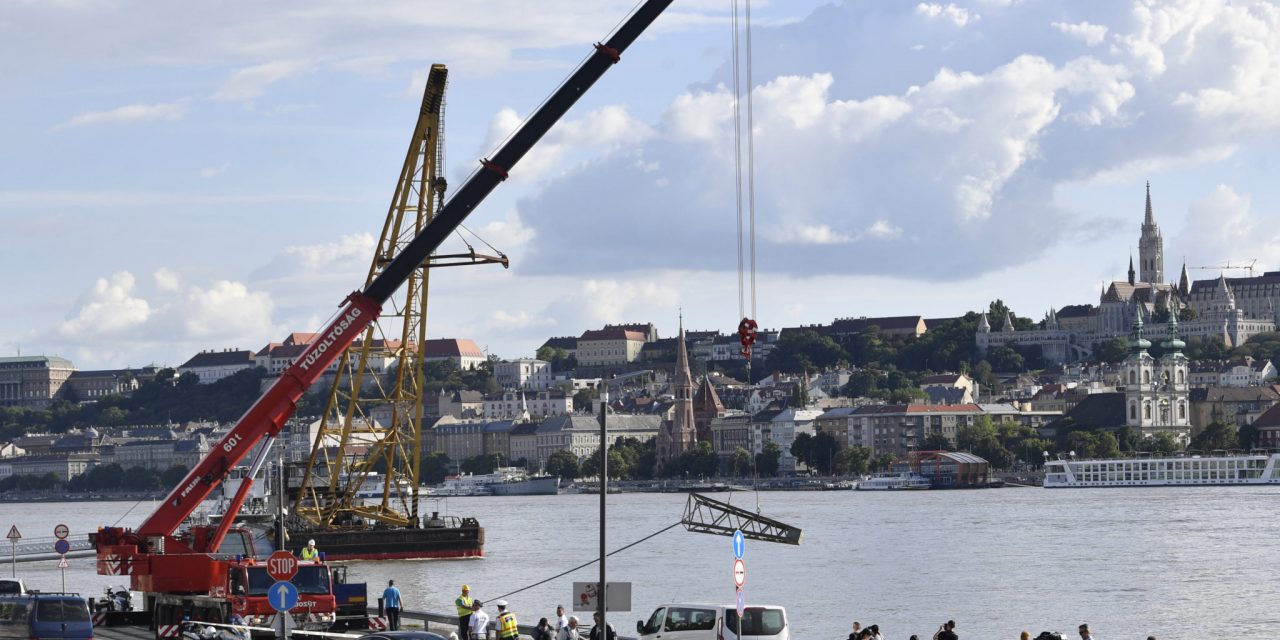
xmin=91 ymin=1 xmax=673 ymax=636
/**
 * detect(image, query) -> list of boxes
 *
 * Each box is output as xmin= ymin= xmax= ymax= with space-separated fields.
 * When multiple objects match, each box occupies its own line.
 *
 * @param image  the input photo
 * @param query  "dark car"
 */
xmin=0 ymin=593 xmax=93 ymax=640
xmin=361 ymin=632 xmax=450 ymax=640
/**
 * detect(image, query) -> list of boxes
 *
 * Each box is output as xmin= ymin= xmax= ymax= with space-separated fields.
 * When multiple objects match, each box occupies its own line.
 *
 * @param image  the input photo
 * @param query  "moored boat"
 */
xmin=856 ymin=472 xmax=931 ymax=491
xmin=1043 ymin=452 xmax=1280 ymax=488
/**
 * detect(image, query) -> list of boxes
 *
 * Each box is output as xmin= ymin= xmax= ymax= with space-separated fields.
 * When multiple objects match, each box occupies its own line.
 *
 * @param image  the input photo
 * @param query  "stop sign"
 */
xmin=267 ymin=550 xmax=299 ymax=582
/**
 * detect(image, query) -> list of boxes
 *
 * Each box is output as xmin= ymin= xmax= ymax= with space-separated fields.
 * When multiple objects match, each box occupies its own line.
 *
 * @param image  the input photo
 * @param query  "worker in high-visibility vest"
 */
xmin=456 ymin=585 xmax=477 ymax=640
xmin=496 ymin=601 xmax=519 ymax=640
xmin=300 ymin=539 xmax=319 ymax=561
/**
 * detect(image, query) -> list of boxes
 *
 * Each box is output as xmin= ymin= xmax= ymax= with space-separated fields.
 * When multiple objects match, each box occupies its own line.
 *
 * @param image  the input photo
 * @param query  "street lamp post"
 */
xmin=598 ymin=380 xmax=609 ymax=639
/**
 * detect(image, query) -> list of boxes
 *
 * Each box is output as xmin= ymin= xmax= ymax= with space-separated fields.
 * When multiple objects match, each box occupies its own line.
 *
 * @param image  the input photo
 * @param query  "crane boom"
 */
xmin=103 ymin=0 xmax=673 ymax=561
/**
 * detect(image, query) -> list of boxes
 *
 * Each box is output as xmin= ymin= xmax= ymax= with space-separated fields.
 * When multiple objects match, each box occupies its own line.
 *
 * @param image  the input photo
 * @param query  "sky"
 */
xmin=4 ymin=0 xmax=1280 ymax=370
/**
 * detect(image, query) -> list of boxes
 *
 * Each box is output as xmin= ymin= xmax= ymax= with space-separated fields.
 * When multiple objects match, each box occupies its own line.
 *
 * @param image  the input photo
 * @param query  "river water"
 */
xmin=4 ymin=487 xmax=1279 ymax=639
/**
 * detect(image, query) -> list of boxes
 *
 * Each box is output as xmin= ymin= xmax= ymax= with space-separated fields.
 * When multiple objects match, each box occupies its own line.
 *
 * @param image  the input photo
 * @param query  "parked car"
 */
xmin=0 ymin=593 xmax=94 ymax=640
xmin=635 ymin=604 xmax=789 ymax=640
xmin=0 ymin=580 xmax=26 ymax=596
xmin=360 ymin=632 xmax=449 ymax=640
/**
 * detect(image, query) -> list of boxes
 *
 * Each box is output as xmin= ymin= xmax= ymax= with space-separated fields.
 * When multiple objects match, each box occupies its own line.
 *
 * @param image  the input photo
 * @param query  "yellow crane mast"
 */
xmin=294 ymin=64 xmax=506 ymax=529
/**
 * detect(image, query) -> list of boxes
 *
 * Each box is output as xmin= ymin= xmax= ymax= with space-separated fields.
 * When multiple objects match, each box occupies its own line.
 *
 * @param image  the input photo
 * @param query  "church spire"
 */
xmin=1179 ymin=261 xmax=1191 ymax=296
xmin=1128 ymin=254 xmax=1136 ymax=286
xmin=1138 ymin=181 xmax=1164 ymax=284
xmin=1144 ymin=181 xmax=1154 ymax=226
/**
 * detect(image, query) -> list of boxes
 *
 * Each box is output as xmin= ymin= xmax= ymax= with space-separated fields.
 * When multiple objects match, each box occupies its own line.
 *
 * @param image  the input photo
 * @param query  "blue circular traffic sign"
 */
xmin=53 ymin=539 xmax=70 ymax=555
xmin=732 ymin=530 xmax=745 ymax=559
xmin=268 ymin=581 xmax=299 ymax=612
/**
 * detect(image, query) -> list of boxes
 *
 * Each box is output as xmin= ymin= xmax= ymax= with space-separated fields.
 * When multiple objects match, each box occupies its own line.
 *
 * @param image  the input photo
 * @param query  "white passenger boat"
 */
xmin=855 ymin=472 xmax=931 ymax=491
xmin=1043 ymin=452 xmax=1280 ymax=488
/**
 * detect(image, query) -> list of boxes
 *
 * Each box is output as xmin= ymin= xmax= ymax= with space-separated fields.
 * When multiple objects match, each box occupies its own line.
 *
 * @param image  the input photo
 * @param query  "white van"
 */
xmin=635 ymin=604 xmax=789 ymax=640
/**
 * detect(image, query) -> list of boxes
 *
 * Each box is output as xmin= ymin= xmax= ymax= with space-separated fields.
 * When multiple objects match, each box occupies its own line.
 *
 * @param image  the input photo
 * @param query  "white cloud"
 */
xmin=59 ymin=272 xmax=151 ymax=337
xmin=1176 ymin=184 xmax=1280 ymax=270
xmin=866 ymin=220 xmax=903 ymax=240
xmin=153 ymin=267 xmax=182 ymax=293
xmin=771 ymin=224 xmax=853 ymax=245
xmin=213 ymin=60 xmax=310 ymax=101
xmin=182 ymin=280 xmax=275 ymax=339
xmin=53 ymin=101 xmax=186 ymax=130
xmin=199 ymin=163 xmax=231 ymax=178
xmin=484 ymin=104 xmax=654 ymax=184
xmin=1052 ymin=21 xmax=1108 ymax=47
xmin=915 ymin=3 xmax=979 ymax=27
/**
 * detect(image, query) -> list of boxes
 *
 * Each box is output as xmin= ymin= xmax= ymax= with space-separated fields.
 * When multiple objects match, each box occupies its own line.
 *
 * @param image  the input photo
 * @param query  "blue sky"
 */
xmin=4 ymin=0 xmax=1280 ymax=370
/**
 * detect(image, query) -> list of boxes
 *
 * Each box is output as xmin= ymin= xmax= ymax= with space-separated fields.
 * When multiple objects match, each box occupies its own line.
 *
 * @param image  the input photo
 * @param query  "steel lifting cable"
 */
xmin=744 ymin=0 xmax=758 ymax=322
xmin=485 ymin=520 xmax=683 ymax=603
xmin=731 ymin=0 xmax=746 ymax=321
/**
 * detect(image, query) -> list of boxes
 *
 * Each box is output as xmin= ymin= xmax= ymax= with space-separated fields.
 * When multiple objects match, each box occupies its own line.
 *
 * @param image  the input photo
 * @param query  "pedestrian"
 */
xmin=471 ymin=601 xmax=490 ymax=640
xmin=300 ymin=539 xmax=319 ymax=561
xmin=868 ymin=624 xmax=883 ymax=640
xmin=534 ymin=618 xmax=554 ymax=640
xmin=588 ymin=612 xmax=615 ymax=640
xmin=383 ymin=580 xmax=402 ymax=631
xmin=1077 ymin=624 xmax=1095 ymax=640
xmin=848 ymin=622 xmax=862 ymax=640
xmin=1020 ymin=632 xmax=1030 ymax=640
xmin=496 ymin=601 xmax=519 ymax=640
xmin=933 ymin=620 xmax=957 ymax=640
xmin=558 ymin=616 xmax=580 ymax=640
xmin=556 ymin=606 xmax=570 ymax=636
xmin=909 ymin=636 xmax=919 ymax=640
xmin=457 ymin=585 xmax=477 ymax=640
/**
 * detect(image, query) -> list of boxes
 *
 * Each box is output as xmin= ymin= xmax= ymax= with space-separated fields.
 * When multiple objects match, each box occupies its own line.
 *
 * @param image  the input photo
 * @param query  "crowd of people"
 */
xmin=439 ymin=584 xmax=615 ymax=640
xmin=847 ymin=619 xmax=1158 ymax=640
xmin=375 ymin=583 xmax=1159 ymax=640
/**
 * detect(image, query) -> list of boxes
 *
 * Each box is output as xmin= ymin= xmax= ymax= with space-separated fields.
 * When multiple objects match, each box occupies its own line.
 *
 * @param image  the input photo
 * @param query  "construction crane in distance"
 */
xmin=1191 ymin=258 xmax=1257 ymax=277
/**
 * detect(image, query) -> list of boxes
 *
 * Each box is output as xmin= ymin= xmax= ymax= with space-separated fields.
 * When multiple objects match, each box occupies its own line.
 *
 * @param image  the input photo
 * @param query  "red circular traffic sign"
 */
xmin=267 ymin=550 xmax=299 ymax=582
xmin=54 ymin=524 xmax=69 ymax=540
xmin=733 ymin=558 xmax=745 ymax=587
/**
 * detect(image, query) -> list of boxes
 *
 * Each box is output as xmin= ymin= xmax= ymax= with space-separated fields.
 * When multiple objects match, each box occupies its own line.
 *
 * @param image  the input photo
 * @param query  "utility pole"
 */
xmin=597 ymin=379 xmax=609 ymax=640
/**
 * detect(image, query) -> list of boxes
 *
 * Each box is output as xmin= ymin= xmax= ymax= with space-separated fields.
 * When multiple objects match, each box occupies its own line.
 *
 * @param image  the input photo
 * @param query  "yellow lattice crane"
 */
xmin=294 ymin=64 xmax=506 ymax=529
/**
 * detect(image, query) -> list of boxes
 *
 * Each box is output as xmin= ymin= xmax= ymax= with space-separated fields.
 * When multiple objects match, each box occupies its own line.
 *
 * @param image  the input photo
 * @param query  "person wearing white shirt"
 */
xmin=556 ymin=606 xmax=569 ymax=636
xmin=471 ymin=602 xmax=491 ymax=640
xmin=1077 ymin=623 xmax=1096 ymax=640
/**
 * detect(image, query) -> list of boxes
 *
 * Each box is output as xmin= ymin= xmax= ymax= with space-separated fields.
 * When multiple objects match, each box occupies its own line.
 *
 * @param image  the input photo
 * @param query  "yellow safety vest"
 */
xmin=498 ymin=612 xmax=519 ymax=639
xmin=456 ymin=595 xmax=475 ymax=617
xmin=301 ymin=547 xmax=318 ymax=561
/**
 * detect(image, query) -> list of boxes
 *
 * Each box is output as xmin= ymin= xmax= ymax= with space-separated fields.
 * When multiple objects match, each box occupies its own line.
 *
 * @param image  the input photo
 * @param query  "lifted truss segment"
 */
xmin=681 ymin=492 xmax=802 ymax=545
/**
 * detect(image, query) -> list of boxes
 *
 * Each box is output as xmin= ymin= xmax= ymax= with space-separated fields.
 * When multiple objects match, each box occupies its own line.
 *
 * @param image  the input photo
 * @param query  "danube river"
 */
xmin=5 ymin=487 xmax=1279 ymax=638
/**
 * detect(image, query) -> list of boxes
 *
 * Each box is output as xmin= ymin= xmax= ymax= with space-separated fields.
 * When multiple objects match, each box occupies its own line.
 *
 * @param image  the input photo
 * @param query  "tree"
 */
xmin=765 ymin=330 xmax=848 ymax=374
xmin=1137 ymin=432 xmax=1180 ymax=455
xmin=422 ymin=452 xmax=451 ymax=485
xmin=921 ymin=433 xmax=952 ymax=451
xmin=728 ymin=447 xmax=753 ymax=478
xmin=790 ymin=433 xmax=814 ymax=469
xmin=1016 ymin=438 xmax=1054 ymax=469
xmin=810 ymin=432 xmax=840 ymax=475
xmin=834 ymin=446 xmax=872 ymax=476
xmin=755 ymin=441 xmax=781 ymax=477
xmin=1093 ymin=337 xmax=1129 ymax=364
xmin=869 ymin=452 xmax=896 ymax=472
xmin=1191 ymin=421 xmax=1239 ymax=452
xmin=545 ymin=449 xmax=580 ymax=482
xmin=461 ymin=454 xmax=504 ymax=475
xmin=160 ymin=465 xmax=189 ymax=487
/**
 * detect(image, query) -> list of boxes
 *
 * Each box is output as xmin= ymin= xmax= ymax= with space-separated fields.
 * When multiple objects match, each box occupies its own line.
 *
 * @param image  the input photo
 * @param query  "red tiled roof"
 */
xmin=422 ymin=338 xmax=485 ymax=358
xmin=580 ymin=328 xmax=647 ymax=342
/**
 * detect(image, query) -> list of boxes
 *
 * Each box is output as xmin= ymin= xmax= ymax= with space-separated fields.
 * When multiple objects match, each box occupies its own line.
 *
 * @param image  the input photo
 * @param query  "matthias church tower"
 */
xmin=1138 ymin=181 xmax=1164 ymax=284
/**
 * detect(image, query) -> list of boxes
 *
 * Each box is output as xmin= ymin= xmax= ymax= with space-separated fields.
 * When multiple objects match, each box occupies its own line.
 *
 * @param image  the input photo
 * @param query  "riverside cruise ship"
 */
xmin=1044 ymin=452 xmax=1280 ymax=488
